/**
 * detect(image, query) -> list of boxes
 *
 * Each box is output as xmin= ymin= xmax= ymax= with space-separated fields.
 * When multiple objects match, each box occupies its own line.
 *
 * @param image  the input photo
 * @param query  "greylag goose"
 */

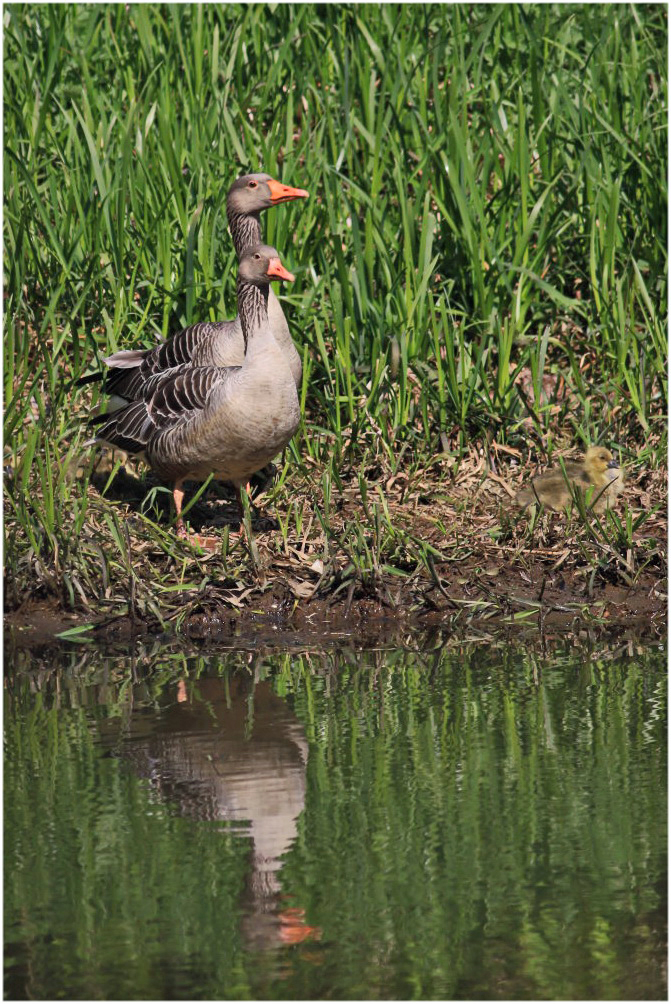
xmin=90 ymin=174 xmax=308 ymax=406
xmin=90 ymin=245 xmax=301 ymax=543
xmin=515 ymin=446 xmax=624 ymax=513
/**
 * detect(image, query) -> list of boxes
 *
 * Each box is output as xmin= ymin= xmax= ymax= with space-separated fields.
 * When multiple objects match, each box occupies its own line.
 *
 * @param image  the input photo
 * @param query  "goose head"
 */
xmin=227 ymin=173 xmax=309 ymax=215
xmin=583 ymin=446 xmax=620 ymax=478
xmin=238 ymin=244 xmax=295 ymax=285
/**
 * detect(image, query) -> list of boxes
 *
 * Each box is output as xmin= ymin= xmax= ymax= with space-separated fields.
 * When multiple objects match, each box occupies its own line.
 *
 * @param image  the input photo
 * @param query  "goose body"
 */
xmin=91 ymin=245 xmax=301 ymax=538
xmin=95 ymin=174 xmax=308 ymax=405
xmin=515 ymin=446 xmax=624 ymax=513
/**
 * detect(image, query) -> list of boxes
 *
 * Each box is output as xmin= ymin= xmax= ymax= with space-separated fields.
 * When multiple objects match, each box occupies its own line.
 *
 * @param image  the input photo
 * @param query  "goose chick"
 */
xmin=515 ymin=446 xmax=624 ymax=513
xmin=89 ymin=245 xmax=300 ymax=544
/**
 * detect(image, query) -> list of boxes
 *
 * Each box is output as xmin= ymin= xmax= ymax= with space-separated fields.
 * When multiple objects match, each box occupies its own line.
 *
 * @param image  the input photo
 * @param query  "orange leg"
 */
xmin=173 ymin=480 xmax=218 ymax=550
xmin=173 ymin=480 xmax=188 ymax=537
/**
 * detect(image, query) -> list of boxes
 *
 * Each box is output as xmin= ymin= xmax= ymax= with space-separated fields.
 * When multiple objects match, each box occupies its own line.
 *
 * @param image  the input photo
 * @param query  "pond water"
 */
xmin=4 ymin=636 xmax=667 ymax=1000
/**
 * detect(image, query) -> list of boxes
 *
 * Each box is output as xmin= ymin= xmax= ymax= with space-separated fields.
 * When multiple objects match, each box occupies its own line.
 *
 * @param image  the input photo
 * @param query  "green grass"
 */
xmin=3 ymin=4 xmax=668 ymax=623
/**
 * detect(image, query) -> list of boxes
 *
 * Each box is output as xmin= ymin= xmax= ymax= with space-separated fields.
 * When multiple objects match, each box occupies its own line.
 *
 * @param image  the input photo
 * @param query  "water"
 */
xmin=5 ymin=638 xmax=667 ymax=1000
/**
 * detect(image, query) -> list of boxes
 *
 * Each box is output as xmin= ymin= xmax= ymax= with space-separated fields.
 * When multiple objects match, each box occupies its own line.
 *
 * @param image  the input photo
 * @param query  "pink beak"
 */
xmin=266 ymin=257 xmax=295 ymax=282
xmin=266 ymin=178 xmax=309 ymax=203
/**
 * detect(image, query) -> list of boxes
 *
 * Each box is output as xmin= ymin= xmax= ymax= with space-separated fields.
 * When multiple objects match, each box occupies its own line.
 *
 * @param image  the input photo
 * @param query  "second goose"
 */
xmin=90 ymin=244 xmax=301 ymax=542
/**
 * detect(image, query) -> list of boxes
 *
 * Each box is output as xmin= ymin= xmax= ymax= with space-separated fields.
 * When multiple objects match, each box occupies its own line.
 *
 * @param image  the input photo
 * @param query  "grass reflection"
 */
xmin=5 ymin=641 xmax=667 ymax=1000
xmin=5 ymin=698 xmax=250 ymax=999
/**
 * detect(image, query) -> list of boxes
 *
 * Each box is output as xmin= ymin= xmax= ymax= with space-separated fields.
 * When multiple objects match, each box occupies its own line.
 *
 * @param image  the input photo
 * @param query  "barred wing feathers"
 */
xmin=93 ymin=320 xmax=238 ymax=401
xmin=91 ymin=365 xmax=238 ymax=454
xmin=89 ymin=400 xmax=154 ymax=454
xmin=147 ymin=366 xmax=232 ymax=425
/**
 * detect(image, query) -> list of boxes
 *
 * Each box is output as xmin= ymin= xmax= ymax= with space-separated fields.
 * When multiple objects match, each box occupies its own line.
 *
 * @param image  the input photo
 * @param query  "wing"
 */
xmin=146 ymin=365 xmax=235 ymax=427
xmin=89 ymin=364 xmax=239 ymax=455
xmin=105 ymin=321 xmax=238 ymax=399
xmin=153 ymin=321 xmax=237 ymax=368
xmin=82 ymin=320 xmax=238 ymax=401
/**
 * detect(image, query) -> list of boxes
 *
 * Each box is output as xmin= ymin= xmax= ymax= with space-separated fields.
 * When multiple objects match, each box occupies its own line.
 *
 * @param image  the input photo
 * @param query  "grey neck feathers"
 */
xmin=237 ymin=279 xmax=269 ymax=354
xmin=228 ymin=211 xmax=262 ymax=258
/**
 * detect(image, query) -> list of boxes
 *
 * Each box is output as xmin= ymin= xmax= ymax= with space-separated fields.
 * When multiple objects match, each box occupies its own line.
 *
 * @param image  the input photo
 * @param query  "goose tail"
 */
xmin=88 ymin=400 xmax=153 ymax=455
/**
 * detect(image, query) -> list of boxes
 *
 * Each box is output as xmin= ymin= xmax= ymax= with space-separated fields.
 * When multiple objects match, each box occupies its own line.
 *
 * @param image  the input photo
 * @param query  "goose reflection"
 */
xmin=113 ymin=672 xmax=317 ymax=949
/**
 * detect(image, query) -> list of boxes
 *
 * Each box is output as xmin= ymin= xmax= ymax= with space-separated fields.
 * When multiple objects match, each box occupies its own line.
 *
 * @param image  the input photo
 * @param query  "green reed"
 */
xmin=3 ymin=3 xmax=667 ymax=614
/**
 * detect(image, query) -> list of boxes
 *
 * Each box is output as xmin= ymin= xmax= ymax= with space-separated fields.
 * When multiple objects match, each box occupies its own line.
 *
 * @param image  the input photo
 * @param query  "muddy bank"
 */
xmin=5 ymin=447 xmax=667 ymax=649
xmin=5 ymin=558 xmax=666 ymax=655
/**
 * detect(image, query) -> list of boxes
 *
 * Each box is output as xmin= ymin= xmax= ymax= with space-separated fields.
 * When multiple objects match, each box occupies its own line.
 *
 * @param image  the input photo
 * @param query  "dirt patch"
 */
xmin=5 ymin=556 xmax=665 ymax=652
xmin=4 ymin=442 xmax=667 ymax=645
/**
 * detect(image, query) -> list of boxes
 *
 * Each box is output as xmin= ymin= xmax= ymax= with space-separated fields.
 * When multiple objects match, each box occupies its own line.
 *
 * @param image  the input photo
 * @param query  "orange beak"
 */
xmin=267 ymin=257 xmax=295 ymax=282
xmin=266 ymin=178 xmax=309 ymax=203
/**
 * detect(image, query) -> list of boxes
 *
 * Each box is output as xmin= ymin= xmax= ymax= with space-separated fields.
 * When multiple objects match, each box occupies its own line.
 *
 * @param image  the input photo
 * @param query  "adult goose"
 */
xmin=90 ymin=245 xmax=300 ymax=544
xmin=92 ymin=173 xmax=308 ymax=406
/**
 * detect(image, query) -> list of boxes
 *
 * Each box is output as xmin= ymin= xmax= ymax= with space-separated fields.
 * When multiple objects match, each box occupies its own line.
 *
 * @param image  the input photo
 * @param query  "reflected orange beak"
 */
xmin=266 ymin=178 xmax=309 ymax=203
xmin=267 ymin=257 xmax=295 ymax=281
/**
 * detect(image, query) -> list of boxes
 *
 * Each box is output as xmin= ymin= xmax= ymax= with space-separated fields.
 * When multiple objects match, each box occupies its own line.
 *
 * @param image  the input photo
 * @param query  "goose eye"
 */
xmin=253 ymin=253 xmax=261 ymax=260
xmin=248 ymin=181 xmax=257 ymax=188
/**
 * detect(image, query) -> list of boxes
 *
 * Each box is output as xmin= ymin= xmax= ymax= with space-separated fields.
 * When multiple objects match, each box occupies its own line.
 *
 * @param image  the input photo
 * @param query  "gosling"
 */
xmin=515 ymin=446 xmax=624 ymax=513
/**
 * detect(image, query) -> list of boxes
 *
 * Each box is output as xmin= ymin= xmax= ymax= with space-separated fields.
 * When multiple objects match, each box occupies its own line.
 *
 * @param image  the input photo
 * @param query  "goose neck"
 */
xmin=228 ymin=210 xmax=262 ymax=258
xmin=237 ymin=279 xmax=269 ymax=353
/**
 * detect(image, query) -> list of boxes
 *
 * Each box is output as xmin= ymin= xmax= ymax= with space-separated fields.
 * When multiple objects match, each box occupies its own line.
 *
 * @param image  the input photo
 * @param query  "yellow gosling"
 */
xmin=515 ymin=446 xmax=624 ymax=513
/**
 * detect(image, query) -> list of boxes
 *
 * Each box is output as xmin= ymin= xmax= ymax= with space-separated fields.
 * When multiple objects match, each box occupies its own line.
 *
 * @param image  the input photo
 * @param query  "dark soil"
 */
xmin=5 ymin=555 xmax=665 ymax=652
xmin=5 ymin=445 xmax=667 ymax=648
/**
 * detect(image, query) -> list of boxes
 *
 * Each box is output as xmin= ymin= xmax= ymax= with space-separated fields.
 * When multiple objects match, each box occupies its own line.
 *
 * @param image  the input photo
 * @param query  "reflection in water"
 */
xmin=5 ymin=639 xmax=667 ymax=1001
xmin=102 ymin=674 xmax=317 ymax=950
